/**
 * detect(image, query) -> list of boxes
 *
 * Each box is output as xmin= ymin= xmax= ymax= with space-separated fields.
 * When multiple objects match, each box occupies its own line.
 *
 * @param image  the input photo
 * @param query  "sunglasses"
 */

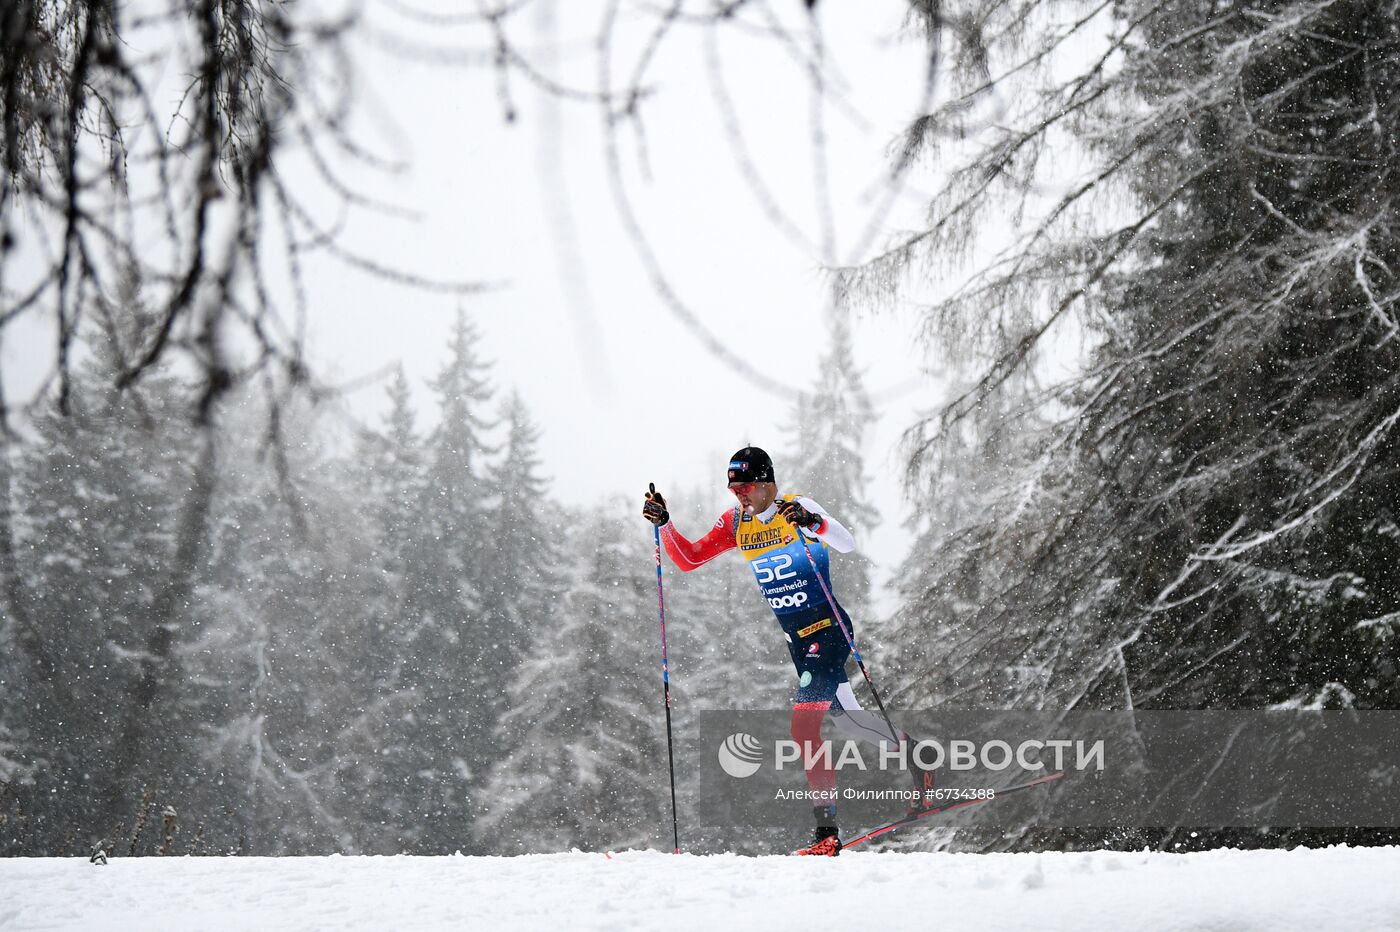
xmin=728 ymin=482 xmax=759 ymax=497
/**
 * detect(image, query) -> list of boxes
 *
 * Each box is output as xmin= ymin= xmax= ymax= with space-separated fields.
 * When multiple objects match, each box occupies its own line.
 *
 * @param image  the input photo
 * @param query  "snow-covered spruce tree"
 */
xmin=4 ymin=320 xmax=206 ymax=854
xmin=393 ymin=309 xmax=498 ymax=851
xmin=360 ymin=366 xmax=428 ymax=601
xmin=473 ymin=502 xmax=670 ymax=853
xmin=781 ymin=314 xmax=881 ymax=618
xmin=862 ymin=0 xmax=1400 ymax=848
xmin=888 ymin=380 xmax=1060 ymax=709
xmin=464 ymin=389 xmax=567 ymax=842
xmin=185 ymin=394 xmax=406 ymax=856
xmin=868 ymin=0 xmax=1400 ymax=705
xmin=479 ymin=391 xmax=561 ymax=686
xmin=324 ymin=366 xmax=431 ymax=852
xmin=0 ymin=439 xmax=37 ymax=816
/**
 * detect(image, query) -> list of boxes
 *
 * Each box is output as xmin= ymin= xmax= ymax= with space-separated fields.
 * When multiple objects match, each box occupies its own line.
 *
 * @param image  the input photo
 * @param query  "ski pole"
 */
xmin=790 ymin=517 xmax=903 ymax=746
xmin=650 ymin=486 xmax=681 ymax=854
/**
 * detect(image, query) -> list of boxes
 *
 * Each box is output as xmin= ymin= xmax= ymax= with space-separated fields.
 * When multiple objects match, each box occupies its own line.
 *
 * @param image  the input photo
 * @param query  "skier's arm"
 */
xmin=792 ymin=497 xmax=856 ymax=553
xmin=660 ymin=511 xmax=738 ymax=571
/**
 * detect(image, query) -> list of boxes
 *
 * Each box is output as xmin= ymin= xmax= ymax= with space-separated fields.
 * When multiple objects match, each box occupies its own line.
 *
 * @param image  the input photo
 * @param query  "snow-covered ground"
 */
xmin=4 ymin=846 xmax=1398 ymax=931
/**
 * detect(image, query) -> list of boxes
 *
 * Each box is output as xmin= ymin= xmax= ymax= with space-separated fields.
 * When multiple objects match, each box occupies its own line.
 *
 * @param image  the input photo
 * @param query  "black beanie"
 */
xmin=727 ymin=446 xmax=775 ymax=484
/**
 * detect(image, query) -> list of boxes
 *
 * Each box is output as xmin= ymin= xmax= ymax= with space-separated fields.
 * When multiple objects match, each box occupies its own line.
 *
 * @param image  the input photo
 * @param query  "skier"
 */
xmin=642 ymin=446 xmax=933 ymax=856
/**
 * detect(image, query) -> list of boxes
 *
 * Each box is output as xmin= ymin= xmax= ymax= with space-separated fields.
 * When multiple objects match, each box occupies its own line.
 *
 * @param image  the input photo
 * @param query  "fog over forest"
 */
xmin=3 ymin=0 xmax=1400 ymax=860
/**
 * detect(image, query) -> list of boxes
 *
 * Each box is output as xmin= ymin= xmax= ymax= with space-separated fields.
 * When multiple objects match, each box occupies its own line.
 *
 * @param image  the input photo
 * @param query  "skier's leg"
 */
xmin=791 ymin=693 xmax=841 ymax=854
xmin=790 ymin=655 xmax=848 ymax=850
xmin=787 ymin=619 xmax=875 ymax=853
xmin=790 ymin=667 xmax=840 ymax=811
xmin=829 ymin=677 xmax=937 ymax=809
xmin=828 ymin=680 xmax=903 ymax=748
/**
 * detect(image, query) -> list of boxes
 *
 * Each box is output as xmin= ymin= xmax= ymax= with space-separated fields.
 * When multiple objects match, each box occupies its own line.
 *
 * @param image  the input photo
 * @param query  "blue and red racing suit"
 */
xmin=659 ymin=494 xmax=904 ymax=805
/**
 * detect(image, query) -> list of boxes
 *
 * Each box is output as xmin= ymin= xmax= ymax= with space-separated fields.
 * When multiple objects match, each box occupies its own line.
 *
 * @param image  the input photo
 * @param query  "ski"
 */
xmin=835 ymin=771 xmax=1067 ymax=852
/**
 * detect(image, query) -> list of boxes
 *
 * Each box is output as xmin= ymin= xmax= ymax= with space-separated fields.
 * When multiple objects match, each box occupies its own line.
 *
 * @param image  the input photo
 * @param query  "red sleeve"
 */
xmin=660 ymin=511 xmax=737 ymax=572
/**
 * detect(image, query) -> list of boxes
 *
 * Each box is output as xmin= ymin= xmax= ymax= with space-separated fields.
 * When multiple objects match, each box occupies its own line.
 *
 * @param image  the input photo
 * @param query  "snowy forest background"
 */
xmin=0 ymin=299 xmax=879 ymax=856
xmin=4 ymin=0 xmax=1400 ymax=857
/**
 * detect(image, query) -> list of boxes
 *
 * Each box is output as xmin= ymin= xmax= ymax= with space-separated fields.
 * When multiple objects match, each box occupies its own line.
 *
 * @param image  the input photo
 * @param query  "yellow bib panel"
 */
xmin=734 ymin=494 xmax=835 ymax=629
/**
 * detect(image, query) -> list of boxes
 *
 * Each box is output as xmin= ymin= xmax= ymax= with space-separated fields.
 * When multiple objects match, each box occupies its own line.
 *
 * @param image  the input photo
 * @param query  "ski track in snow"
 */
xmin=3 ymin=846 xmax=1399 ymax=931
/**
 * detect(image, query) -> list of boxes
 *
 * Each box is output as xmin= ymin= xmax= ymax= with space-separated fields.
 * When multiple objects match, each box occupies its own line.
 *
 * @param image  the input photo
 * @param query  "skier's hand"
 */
xmin=643 ymin=483 xmax=670 ymax=526
xmin=777 ymin=499 xmax=821 ymax=529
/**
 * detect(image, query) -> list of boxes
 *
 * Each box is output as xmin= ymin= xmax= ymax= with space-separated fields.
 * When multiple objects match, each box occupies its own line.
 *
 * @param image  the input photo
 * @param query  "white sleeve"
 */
xmin=795 ymin=496 xmax=855 ymax=553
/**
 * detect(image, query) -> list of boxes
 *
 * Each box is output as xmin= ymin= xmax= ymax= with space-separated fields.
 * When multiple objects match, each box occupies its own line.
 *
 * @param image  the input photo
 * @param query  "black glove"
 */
xmin=777 ymin=499 xmax=821 ymax=529
xmin=642 ymin=483 xmax=670 ymax=526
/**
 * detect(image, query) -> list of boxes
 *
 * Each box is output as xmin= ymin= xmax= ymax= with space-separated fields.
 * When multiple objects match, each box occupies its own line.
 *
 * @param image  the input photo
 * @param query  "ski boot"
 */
xmin=797 ymin=825 xmax=842 ymax=857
